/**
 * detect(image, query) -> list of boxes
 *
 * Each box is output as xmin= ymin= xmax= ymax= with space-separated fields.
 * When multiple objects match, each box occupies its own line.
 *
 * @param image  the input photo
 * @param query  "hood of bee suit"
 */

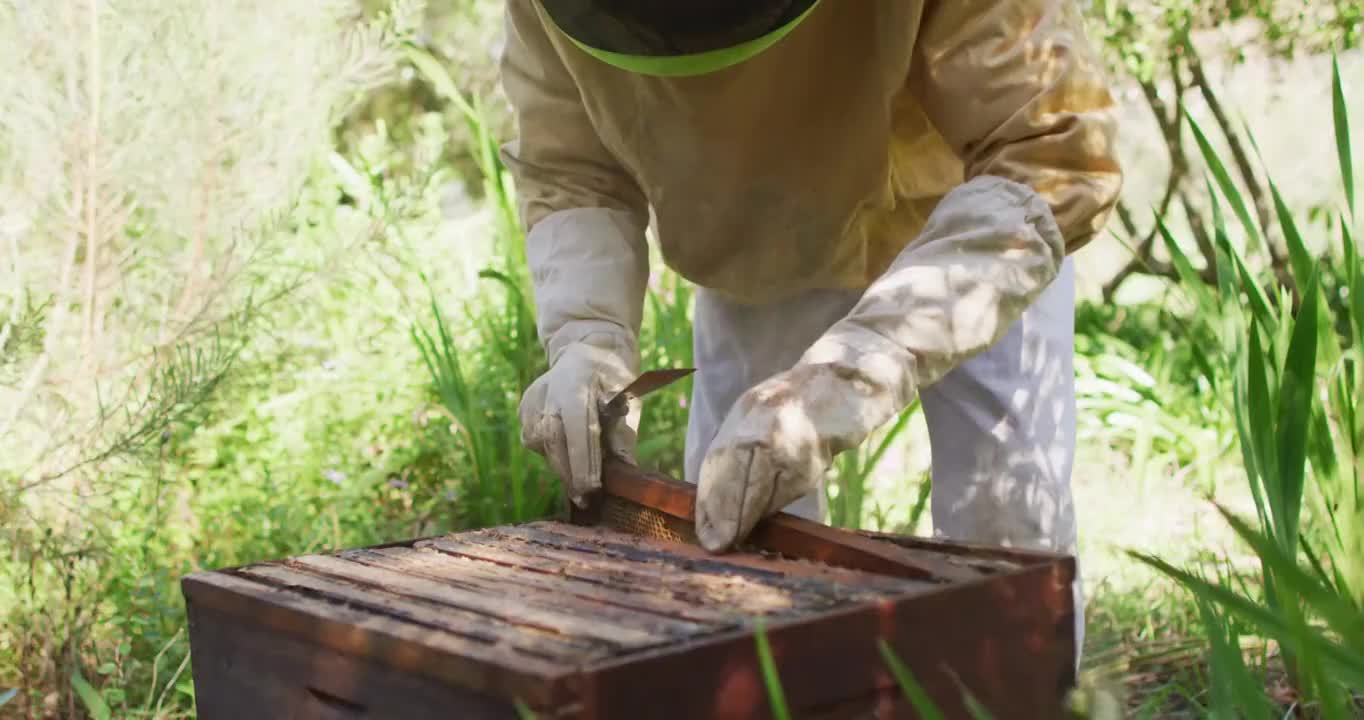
xmin=537 ymin=0 xmax=821 ymax=77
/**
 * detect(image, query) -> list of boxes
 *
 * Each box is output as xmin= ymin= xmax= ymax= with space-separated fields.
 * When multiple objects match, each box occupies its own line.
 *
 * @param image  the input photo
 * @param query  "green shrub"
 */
xmin=1131 ymin=55 xmax=1363 ymax=715
xmin=0 ymin=2 xmax=438 ymax=714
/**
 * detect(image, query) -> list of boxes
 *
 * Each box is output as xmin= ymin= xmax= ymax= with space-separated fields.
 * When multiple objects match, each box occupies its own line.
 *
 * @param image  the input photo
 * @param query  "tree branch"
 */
xmin=1141 ymin=68 xmax=1189 ymax=236
xmin=1102 ymin=65 xmax=1194 ymax=303
xmin=1183 ymin=36 xmax=1295 ymax=296
xmin=1115 ymin=200 xmax=1140 ymax=239
xmin=1184 ymin=39 xmax=1272 ymax=235
xmin=1104 ymin=238 xmax=1184 ymax=300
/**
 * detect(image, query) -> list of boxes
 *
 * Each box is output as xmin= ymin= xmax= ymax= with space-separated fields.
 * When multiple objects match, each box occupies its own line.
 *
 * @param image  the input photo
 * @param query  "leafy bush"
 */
xmin=0 ymin=1 xmax=438 ymax=715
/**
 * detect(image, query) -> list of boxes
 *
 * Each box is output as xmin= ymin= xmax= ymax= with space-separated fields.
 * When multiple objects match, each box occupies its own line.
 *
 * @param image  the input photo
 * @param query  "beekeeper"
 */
xmin=503 ymin=0 xmax=1121 ymax=651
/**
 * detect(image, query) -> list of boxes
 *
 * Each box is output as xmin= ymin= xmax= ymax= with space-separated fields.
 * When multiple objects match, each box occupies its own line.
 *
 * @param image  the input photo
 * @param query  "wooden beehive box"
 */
xmin=181 ymin=463 xmax=1077 ymax=719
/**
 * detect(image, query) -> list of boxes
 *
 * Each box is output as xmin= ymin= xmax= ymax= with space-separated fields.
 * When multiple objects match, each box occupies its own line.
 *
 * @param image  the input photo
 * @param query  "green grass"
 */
xmin=1123 ymin=54 xmax=1364 ymax=717
xmin=753 ymin=620 xmax=792 ymax=720
xmin=878 ymin=639 xmax=947 ymax=720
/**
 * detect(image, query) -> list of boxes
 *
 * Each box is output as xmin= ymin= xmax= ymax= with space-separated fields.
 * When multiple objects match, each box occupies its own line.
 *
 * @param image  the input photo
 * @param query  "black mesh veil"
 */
xmin=539 ymin=0 xmax=816 ymax=56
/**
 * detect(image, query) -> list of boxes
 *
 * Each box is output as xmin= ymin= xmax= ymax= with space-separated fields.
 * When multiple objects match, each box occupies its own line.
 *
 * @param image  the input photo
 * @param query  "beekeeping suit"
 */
xmin=503 ymin=0 xmax=1122 ymax=656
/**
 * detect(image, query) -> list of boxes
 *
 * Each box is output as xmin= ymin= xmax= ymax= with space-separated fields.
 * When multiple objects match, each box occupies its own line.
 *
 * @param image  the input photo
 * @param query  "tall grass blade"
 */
xmin=1232 ymin=354 xmax=1271 ymax=530
xmin=1245 ymin=119 xmax=1318 ymax=303
xmin=1156 ymin=213 xmax=1226 ymax=340
xmin=1202 ymin=611 xmax=1240 ymax=710
xmin=1196 ymin=600 xmax=1267 ymax=718
xmin=944 ymin=672 xmax=996 ymax=720
xmin=864 ymin=404 xmax=917 ymax=480
xmin=1300 ymin=535 xmax=1346 ymax=600
xmin=1212 ymin=242 xmax=1244 ymax=360
xmin=71 ymin=672 xmax=111 ymax=720
xmin=1129 ymin=548 xmax=1364 ymax=691
xmin=1268 ymin=180 xmax=1315 ymax=294
xmin=514 ymin=699 xmax=538 ymax=720
xmin=1334 ymin=53 xmax=1355 ymax=217
xmin=1216 ymin=505 xmax=1364 ymax=652
xmin=906 ymin=476 xmax=933 ymax=532
xmin=1157 ymin=213 xmax=1213 ymax=302
xmin=407 ymin=44 xmax=525 ymax=243
xmin=476 ymin=269 xmax=538 ymax=377
xmin=961 ymin=693 xmax=995 ymax=720
xmin=1189 ymin=339 xmax=1220 ymax=391
xmin=1209 ymin=184 xmax=1274 ymax=337
xmin=1156 ymin=214 xmax=1227 ymax=373
xmin=1187 ymin=111 xmax=1264 ymax=248
xmin=1209 ymin=207 xmax=1238 ymax=303
xmin=1276 ymin=285 xmax=1295 ymax=368
xmin=1223 ymin=510 xmax=1364 ymax=710
xmin=1328 ymin=362 xmax=1359 ymax=474
xmin=1274 ymin=269 xmax=1320 ymax=551
xmin=877 ymin=640 xmax=946 ymax=720
xmin=753 ymin=620 xmax=791 ymax=720
xmin=1245 ymin=327 xmax=1279 ymax=523
xmin=831 ymin=403 xmax=918 ymax=528
xmin=1346 ymin=223 xmax=1364 ymax=351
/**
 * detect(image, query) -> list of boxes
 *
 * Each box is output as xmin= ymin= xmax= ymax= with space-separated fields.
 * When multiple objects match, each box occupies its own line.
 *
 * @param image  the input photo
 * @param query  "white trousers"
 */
xmin=682 ymin=258 xmax=1084 ymax=657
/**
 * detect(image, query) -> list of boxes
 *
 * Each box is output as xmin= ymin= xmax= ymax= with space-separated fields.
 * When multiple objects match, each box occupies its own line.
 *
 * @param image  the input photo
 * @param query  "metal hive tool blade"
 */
xmin=573 ymin=368 xmax=696 ymax=531
xmin=600 ymin=367 xmax=695 ymax=421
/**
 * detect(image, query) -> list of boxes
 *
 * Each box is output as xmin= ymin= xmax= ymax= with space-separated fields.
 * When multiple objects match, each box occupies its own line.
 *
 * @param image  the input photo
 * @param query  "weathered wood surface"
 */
xmin=181 ymin=570 xmax=575 ymax=708
xmin=598 ymin=458 xmax=986 ymax=584
xmin=494 ymin=522 xmax=932 ymax=604
xmin=347 ymin=546 xmax=711 ymax=636
xmin=184 ymin=478 xmax=1077 ymax=719
xmin=186 ymin=603 xmax=555 ymax=720
xmin=856 ymin=528 xmax=1051 ymax=569
xmin=539 ymin=521 xmax=937 ymax=596
xmin=569 ymin=550 xmax=1076 ymax=720
xmin=188 ymin=520 xmax=936 ymax=677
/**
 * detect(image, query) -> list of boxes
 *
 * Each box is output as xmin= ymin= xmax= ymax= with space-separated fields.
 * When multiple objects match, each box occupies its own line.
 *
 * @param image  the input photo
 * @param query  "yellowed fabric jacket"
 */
xmin=499 ymin=0 xmax=1122 ymax=307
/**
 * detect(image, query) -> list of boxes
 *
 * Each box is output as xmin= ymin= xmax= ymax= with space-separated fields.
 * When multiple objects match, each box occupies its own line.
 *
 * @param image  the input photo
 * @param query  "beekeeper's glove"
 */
xmin=694 ymin=176 xmax=1067 ymax=552
xmin=516 ymin=207 xmax=650 ymax=508
xmin=519 ymin=333 xmax=641 ymax=508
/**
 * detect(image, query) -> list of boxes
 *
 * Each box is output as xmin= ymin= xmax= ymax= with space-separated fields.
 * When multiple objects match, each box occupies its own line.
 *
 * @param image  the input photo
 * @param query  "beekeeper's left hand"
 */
xmin=694 ymin=175 xmax=1067 ymax=552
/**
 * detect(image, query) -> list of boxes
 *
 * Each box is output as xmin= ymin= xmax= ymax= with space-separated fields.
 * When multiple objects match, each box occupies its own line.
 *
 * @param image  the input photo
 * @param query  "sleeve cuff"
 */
xmin=526 ymin=206 xmax=649 ymax=365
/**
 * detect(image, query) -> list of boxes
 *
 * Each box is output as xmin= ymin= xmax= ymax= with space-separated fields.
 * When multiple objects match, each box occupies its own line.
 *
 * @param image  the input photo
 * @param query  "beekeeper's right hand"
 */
xmin=519 ymin=334 xmax=641 ymax=508
xmin=513 ymin=206 xmax=650 ymax=508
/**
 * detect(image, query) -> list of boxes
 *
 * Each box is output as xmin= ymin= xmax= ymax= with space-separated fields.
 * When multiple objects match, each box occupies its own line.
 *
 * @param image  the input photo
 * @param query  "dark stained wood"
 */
xmin=857 ymin=528 xmax=1064 ymax=567
xmin=445 ymin=529 xmax=830 ymax=615
xmin=543 ymin=521 xmax=936 ymax=597
xmin=184 ymin=459 xmax=1080 ymax=719
xmin=575 ymin=560 xmax=1076 ymax=720
xmin=234 ymin=561 xmax=595 ymax=657
xmin=598 ymin=458 xmax=982 ymax=584
xmin=185 ymin=604 xmax=555 ymax=720
xmin=851 ymin=538 xmax=1023 ymax=576
xmin=437 ymin=532 xmax=806 ymax=613
xmin=181 ymin=571 xmax=576 ymax=708
xmin=279 ymin=554 xmax=678 ymax=651
xmin=801 ymin=686 xmax=919 ymax=720
xmin=491 ymin=524 xmax=901 ymax=612
xmin=746 ymin=513 xmax=981 ymax=584
xmin=343 ymin=546 xmax=712 ymax=639
xmin=600 ymin=459 xmax=698 ymax=520
xmin=415 ymin=536 xmax=750 ymax=625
